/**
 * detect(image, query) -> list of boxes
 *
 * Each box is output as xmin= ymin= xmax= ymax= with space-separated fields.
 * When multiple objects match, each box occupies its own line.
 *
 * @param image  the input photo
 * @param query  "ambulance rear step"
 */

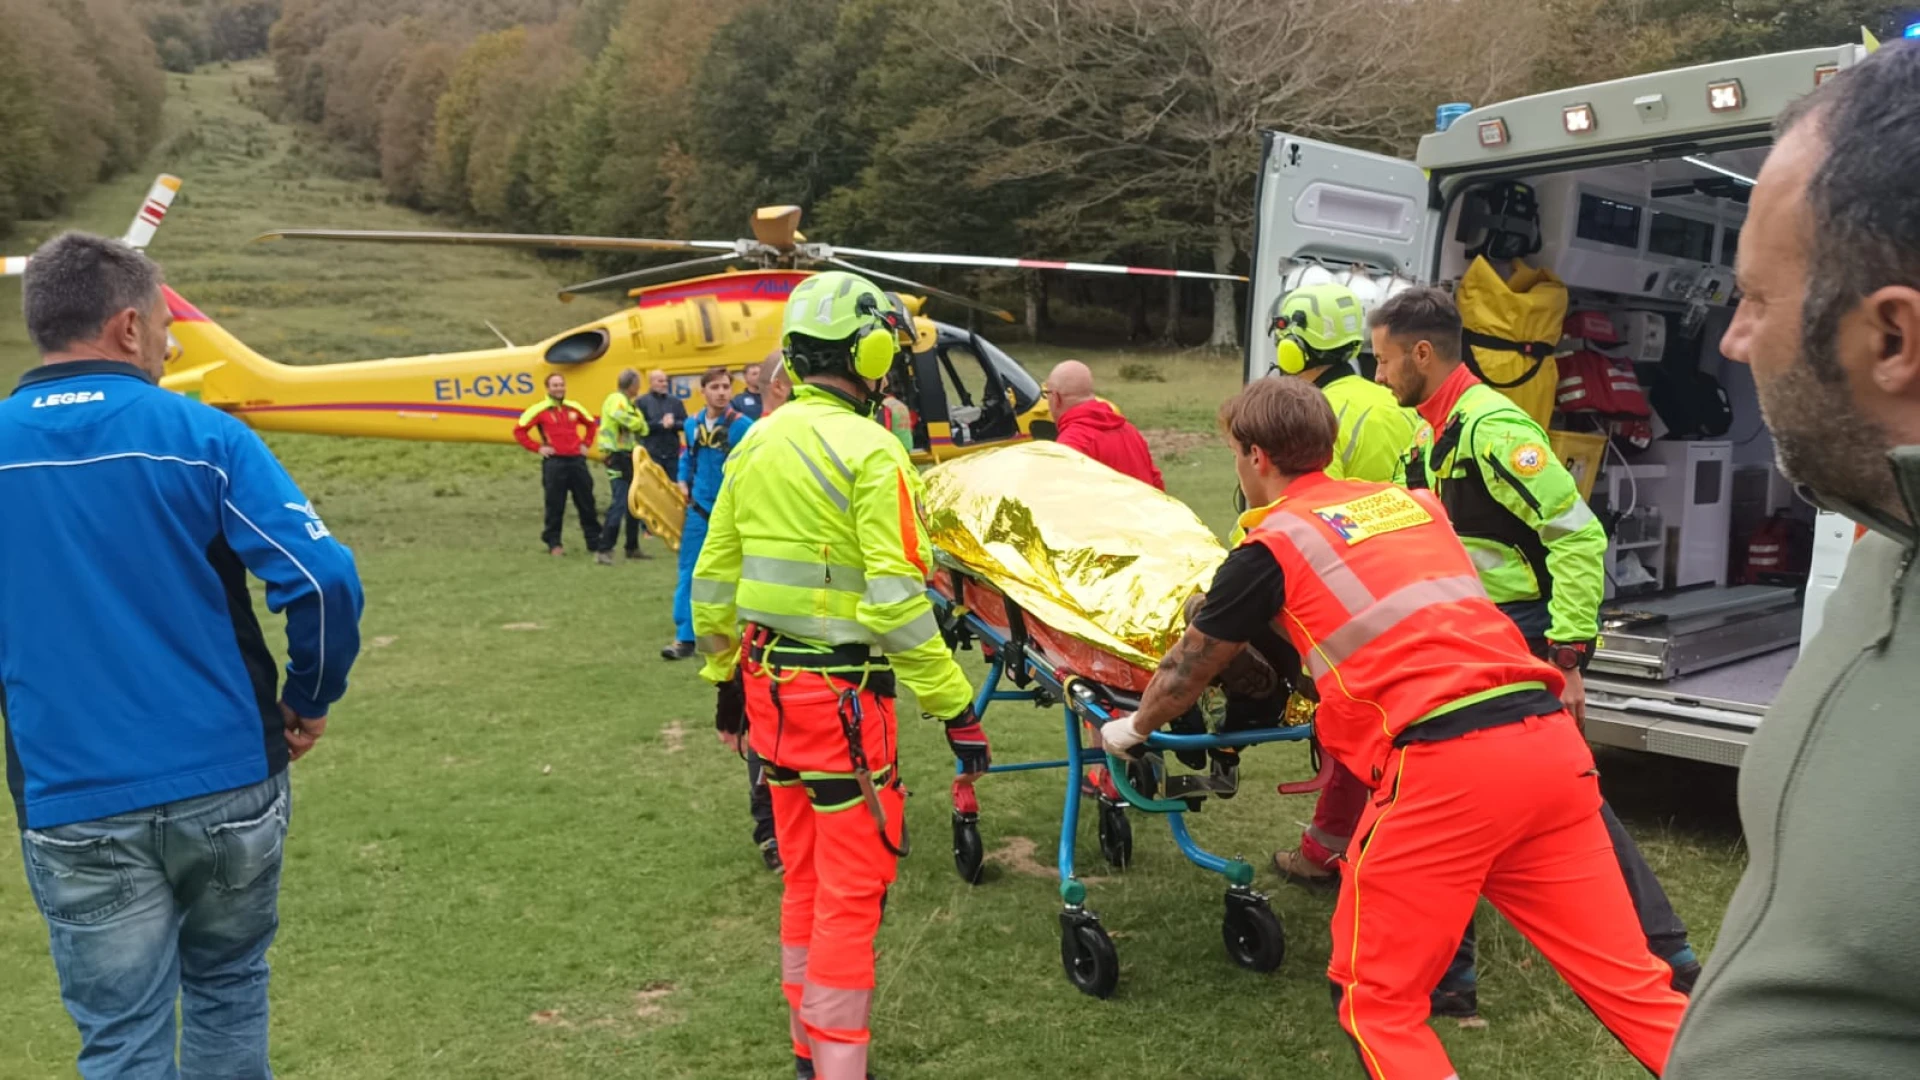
xmin=1583 ymin=675 xmax=1767 ymax=768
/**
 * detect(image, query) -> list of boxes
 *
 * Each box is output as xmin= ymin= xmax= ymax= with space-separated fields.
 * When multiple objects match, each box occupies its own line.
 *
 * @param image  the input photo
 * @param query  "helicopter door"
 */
xmin=929 ymin=328 xmax=1020 ymax=447
xmin=1249 ymin=131 xmax=1437 ymax=381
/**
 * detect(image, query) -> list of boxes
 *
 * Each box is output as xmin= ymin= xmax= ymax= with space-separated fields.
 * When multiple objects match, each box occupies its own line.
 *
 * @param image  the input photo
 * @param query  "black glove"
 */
xmin=939 ymin=705 xmax=991 ymax=776
xmin=715 ymin=675 xmax=747 ymax=738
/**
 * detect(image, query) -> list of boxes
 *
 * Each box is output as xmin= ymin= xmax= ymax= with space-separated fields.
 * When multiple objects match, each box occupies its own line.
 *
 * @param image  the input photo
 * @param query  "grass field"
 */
xmin=0 ymin=63 xmax=1748 ymax=1079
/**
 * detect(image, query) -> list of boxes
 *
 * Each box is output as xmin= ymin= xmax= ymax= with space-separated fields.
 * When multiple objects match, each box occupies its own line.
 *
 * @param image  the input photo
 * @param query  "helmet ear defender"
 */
xmin=1272 ymin=310 xmax=1311 ymax=375
xmin=851 ymin=294 xmax=905 ymax=380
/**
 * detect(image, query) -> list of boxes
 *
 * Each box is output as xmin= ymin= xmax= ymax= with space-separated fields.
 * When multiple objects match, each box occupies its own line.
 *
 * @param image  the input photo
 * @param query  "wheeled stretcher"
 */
xmin=930 ymin=567 xmax=1324 ymax=999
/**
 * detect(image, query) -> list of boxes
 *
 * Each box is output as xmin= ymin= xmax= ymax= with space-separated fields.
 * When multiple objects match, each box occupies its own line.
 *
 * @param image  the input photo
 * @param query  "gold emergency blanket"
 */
xmin=922 ymin=441 xmax=1226 ymax=669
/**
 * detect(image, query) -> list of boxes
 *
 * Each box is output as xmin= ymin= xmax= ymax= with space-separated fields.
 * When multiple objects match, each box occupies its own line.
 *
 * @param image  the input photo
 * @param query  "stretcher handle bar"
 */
xmin=1147 ymin=728 xmax=1313 ymax=750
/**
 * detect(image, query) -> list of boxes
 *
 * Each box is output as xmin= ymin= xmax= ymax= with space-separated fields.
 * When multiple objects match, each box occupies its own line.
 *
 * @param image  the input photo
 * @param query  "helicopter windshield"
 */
xmin=922 ymin=324 xmax=1040 ymax=447
xmin=971 ymin=333 xmax=1041 ymax=410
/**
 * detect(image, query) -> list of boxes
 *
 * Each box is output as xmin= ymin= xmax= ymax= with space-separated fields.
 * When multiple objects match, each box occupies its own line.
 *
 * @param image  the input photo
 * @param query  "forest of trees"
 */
xmin=267 ymin=0 xmax=1911 ymax=345
xmin=140 ymin=0 xmax=282 ymax=72
xmin=0 ymin=0 xmax=279 ymax=236
xmin=4 ymin=0 xmax=1908 ymax=339
xmin=0 ymin=0 xmax=167 ymax=235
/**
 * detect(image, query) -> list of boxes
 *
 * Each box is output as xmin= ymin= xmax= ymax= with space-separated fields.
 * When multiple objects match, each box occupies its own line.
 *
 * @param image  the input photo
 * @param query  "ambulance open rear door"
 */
xmin=1246 ymin=132 xmax=1438 ymax=381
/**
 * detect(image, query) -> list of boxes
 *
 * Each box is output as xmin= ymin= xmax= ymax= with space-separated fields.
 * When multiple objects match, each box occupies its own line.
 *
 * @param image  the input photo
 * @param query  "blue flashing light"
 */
xmin=1435 ymin=102 xmax=1472 ymax=132
xmin=1904 ymin=20 xmax=1920 ymax=37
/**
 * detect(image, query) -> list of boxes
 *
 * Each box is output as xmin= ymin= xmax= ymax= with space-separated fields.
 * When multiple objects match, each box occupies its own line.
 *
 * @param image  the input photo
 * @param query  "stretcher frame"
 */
xmin=929 ymin=571 xmax=1319 ymax=998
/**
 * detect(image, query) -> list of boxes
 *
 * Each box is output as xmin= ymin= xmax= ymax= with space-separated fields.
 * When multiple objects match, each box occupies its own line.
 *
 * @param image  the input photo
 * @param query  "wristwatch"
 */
xmin=1546 ymin=641 xmax=1592 ymax=671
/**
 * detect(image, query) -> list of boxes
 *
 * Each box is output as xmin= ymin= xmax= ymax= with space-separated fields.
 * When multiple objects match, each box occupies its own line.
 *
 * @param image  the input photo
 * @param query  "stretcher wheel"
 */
xmin=1096 ymin=802 xmax=1132 ymax=868
xmin=1059 ymin=914 xmax=1119 ymax=999
xmin=952 ymin=815 xmax=984 ymax=885
xmin=1221 ymin=892 xmax=1285 ymax=973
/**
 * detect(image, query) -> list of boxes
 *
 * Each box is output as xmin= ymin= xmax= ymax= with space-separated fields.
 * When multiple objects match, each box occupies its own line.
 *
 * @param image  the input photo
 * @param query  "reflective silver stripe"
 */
xmin=697 ymin=633 xmax=734 ymax=656
xmin=800 ymin=982 xmax=873 ymax=1032
xmin=1303 ymin=823 xmax=1351 ymax=856
xmin=1342 ymin=406 xmax=1370 ymax=470
xmin=1542 ymin=498 xmax=1597 ymax=540
xmin=787 ymin=438 xmax=848 ymax=512
xmin=781 ymin=944 xmax=809 ymax=986
xmin=690 ymin=578 xmax=737 ymax=604
xmin=876 ymin=610 xmax=939 ymax=653
xmin=815 ymin=431 xmax=854 ymax=483
xmin=1269 ymin=515 xmax=1375 ymax=615
xmin=739 ymin=607 xmax=876 ymax=645
xmin=741 ymin=554 xmax=866 ymax=595
xmin=863 ymin=575 xmax=925 ymax=605
xmin=1303 ymin=574 xmax=1487 ymax=678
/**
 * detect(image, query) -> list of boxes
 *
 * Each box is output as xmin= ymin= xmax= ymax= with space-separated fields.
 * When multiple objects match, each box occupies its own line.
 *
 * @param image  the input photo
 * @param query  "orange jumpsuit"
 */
xmin=1240 ymin=473 xmax=1686 ymax=1078
xmin=746 ymin=656 xmax=904 ymax=1080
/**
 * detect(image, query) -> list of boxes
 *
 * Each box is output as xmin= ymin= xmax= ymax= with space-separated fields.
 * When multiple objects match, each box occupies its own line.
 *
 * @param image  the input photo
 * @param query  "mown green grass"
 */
xmin=0 ymin=63 xmax=1745 ymax=1079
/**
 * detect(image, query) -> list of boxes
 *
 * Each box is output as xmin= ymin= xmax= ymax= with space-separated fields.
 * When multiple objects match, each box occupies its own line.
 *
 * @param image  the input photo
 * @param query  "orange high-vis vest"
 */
xmin=1242 ymin=472 xmax=1564 ymax=787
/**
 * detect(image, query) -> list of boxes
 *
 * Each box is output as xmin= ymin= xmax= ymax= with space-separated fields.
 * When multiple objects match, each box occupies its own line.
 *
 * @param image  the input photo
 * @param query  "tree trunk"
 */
xmin=1208 ymin=217 xmax=1239 ymax=349
xmin=1163 ymin=252 xmax=1181 ymax=344
xmin=1020 ymin=271 xmax=1051 ymax=341
xmin=1128 ymin=279 xmax=1150 ymax=342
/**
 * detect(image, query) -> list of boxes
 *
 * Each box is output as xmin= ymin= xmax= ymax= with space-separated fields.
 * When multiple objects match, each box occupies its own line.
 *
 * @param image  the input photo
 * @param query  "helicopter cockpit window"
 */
xmin=935 ymin=337 xmax=1020 ymax=446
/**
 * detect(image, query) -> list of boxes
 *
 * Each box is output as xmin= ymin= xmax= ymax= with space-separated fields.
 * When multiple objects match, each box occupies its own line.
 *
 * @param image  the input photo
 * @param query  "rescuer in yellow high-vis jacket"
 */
xmin=691 ymin=270 xmax=983 ymax=1080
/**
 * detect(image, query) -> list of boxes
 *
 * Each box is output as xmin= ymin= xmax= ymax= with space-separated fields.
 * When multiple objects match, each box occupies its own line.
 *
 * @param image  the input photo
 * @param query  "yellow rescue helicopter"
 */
xmin=157 ymin=205 xmax=1244 ymax=464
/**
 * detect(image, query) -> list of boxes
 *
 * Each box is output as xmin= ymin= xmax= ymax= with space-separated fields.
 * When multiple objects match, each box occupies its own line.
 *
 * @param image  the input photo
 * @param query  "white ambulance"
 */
xmin=1246 ymin=43 xmax=1874 ymax=767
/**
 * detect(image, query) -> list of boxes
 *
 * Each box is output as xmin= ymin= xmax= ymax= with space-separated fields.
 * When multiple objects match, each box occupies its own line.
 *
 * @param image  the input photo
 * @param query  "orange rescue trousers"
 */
xmin=747 ymin=668 xmax=903 ymax=1080
xmin=1328 ymin=713 xmax=1687 ymax=1079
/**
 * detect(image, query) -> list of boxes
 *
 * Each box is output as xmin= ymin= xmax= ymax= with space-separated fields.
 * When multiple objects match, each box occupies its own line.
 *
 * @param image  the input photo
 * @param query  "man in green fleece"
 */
xmin=1665 ymin=41 xmax=1920 ymax=1078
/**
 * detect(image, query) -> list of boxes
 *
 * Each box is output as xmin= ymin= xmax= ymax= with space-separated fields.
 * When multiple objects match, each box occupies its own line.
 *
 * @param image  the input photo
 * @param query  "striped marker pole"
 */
xmin=2 ymin=174 xmax=181 ymax=276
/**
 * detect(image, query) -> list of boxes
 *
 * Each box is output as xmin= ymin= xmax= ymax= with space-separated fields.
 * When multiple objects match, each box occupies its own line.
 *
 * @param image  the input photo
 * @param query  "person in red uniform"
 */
xmin=514 ymin=372 xmax=604 ymax=558
xmin=1100 ymin=377 xmax=1686 ymax=1079
xmin=1045 ymin=359 xmax=1164 ymax=489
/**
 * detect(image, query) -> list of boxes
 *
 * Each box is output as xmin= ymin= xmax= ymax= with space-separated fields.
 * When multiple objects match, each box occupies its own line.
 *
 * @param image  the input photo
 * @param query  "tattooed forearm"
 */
xmin=1127 ymin=627 xmax=1246 ymax=735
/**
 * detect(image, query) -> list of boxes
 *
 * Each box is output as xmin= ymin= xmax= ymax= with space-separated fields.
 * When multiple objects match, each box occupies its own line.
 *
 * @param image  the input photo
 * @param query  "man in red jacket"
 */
xmin=1046 ymin=360 xmax=1164 ymax=490
xmin=514 ymin=372 xmax=604 ymax=559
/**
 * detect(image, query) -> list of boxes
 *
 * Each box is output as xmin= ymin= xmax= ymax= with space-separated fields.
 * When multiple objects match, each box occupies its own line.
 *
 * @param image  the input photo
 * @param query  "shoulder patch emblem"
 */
xmin=1509 ymin=442 xmax=1549 ymax=477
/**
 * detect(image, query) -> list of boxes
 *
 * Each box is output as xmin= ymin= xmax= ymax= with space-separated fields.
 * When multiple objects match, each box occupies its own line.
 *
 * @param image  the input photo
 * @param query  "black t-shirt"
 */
xmin=1192 ymin=544 xmax=1286 ymax=644
xmin=1193 ymin=543 xmax=1301 ymax=686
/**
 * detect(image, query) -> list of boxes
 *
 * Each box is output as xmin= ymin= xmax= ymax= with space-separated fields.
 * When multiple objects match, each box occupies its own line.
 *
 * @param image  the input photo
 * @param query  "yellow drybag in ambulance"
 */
xmin=1454 ymin=255 xmax=1569 ymax=428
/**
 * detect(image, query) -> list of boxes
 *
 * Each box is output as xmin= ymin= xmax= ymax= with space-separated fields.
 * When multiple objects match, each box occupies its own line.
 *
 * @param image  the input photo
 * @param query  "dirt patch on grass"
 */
xmin=500 ymin=622 xmax=541 ymax=631
xmin=1142 ymin=429 xmax=1213 ymax=459
xmin=986 ymin=835 xmax=1107 ymax=885
xmin=662 ymin=721 xmax=686 ymax=754
xmin=528 ymin=982 xmax=683 ymax=1034
xmin=633 ymin=982 xmax=676 ymax=1019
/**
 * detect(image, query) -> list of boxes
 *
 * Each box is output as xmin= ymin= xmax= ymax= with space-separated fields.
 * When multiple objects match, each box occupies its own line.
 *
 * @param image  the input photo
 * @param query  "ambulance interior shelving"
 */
xmin=1246 ymin=43 xmax=1874 ymax=768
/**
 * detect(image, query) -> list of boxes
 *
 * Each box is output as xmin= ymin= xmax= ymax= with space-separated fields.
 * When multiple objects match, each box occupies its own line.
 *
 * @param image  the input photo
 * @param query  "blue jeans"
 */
xmin=20 ymin=772 xmax=290 ymax=1080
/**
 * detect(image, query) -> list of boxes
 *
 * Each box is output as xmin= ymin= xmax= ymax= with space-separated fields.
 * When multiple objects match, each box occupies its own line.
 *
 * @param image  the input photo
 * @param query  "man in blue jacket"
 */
xmin=3 ymin=233 xmax=365 ymax=1079
xmin=662 ymin=365 xmax=753 ymax=660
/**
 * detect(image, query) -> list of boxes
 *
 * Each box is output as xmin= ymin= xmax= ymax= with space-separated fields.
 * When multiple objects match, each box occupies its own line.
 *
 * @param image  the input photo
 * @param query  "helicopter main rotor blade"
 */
xmin=832 ymin=246 xmax=1248 ymax=283
xmin=826 ymin=258 xmax=1016 ymax=324
xmin=253 ymin=228 xmax=738 ymax=255
xmin=557 ymin=254 xmax=743 ymax=302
